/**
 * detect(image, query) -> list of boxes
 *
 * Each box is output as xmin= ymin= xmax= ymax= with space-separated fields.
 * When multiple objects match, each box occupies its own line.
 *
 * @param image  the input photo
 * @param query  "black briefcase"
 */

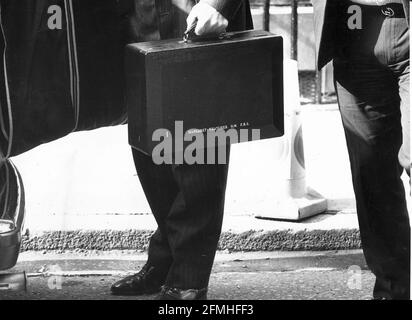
xmin=126 ymin=30 xmax=284 ymax=157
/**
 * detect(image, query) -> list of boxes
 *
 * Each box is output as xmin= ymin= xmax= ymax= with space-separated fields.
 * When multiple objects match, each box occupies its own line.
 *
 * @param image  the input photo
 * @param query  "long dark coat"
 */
xmin=0 ymin=0 xmax=252 ymax=159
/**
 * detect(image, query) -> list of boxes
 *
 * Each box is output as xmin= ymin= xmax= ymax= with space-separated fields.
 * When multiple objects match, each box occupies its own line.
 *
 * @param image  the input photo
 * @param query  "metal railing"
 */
xmin=262 ymin=0 xmax=326 ymax=104
xmin=262 ymin=0 xmax=298 ymax=60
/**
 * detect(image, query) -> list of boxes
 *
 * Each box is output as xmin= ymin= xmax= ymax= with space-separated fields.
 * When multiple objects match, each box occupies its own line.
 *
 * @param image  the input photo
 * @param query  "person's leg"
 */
xmin=163 ymin=146 xmax=230 ymax=290
xmin=113 ymin=145 xmax=230 ymax=297
xmin=132 ymin=149 xmax=177 ymax=272
xmin=334 ymin=59 xmax=410 ymax=299
xmin=111 ymin=149 xmax=179 ymax=295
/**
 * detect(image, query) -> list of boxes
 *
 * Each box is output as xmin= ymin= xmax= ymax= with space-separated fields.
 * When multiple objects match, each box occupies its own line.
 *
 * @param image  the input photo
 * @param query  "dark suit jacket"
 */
xmin=312 ymin=0 xmax=410 ymax=70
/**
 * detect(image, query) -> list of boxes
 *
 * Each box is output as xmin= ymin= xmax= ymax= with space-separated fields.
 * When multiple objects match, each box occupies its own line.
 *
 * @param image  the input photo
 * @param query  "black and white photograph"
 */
xmin=0 ymin=0 xmax=410 ymax=308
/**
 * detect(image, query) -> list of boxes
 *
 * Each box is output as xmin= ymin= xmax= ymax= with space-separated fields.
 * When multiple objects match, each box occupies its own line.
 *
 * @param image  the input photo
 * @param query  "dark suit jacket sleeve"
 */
xmin=201 ymin=0 xmax=244 ymax=20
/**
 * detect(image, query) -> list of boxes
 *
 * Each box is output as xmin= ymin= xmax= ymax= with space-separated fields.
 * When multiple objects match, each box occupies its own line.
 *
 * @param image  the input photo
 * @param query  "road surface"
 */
xmin=0 ymin=250 xmax=374 ymax=300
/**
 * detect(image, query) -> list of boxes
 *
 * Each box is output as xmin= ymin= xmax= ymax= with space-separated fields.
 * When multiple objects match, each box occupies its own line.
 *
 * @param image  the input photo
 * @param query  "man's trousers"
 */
xmin=132 ymin=148 xmax=230 ymax=289
xmin=334 ymin=2 xmax=410 ymax=299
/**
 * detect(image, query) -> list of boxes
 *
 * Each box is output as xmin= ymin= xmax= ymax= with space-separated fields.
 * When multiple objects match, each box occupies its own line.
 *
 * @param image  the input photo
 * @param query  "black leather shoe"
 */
xmin=372 ymin=297 xmax=390 ymax=300
xmin=111 ymin=264 xmax=166 ymax=296
xmin=155 ymin=286 xmax=208 ymax=300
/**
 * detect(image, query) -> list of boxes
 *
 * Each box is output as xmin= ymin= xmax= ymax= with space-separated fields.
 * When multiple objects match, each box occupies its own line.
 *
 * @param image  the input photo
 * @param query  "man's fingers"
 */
xmin=195 ymin=18 xmax=209 ymax=35
xmin=187 ymin=2 xmax=229 ymax=36
xmin=220 ymin=16 xmax=229 ymax=29
xmin=195 ymin=17 xmax=226 ymax=35
xmin=186 ymin=9 xmax=198 ymax=32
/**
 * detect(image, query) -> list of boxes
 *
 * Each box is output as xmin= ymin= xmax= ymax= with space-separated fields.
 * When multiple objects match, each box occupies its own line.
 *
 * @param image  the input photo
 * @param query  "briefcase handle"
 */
xmin=183 ymin=19 xmax=227 ymax=43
